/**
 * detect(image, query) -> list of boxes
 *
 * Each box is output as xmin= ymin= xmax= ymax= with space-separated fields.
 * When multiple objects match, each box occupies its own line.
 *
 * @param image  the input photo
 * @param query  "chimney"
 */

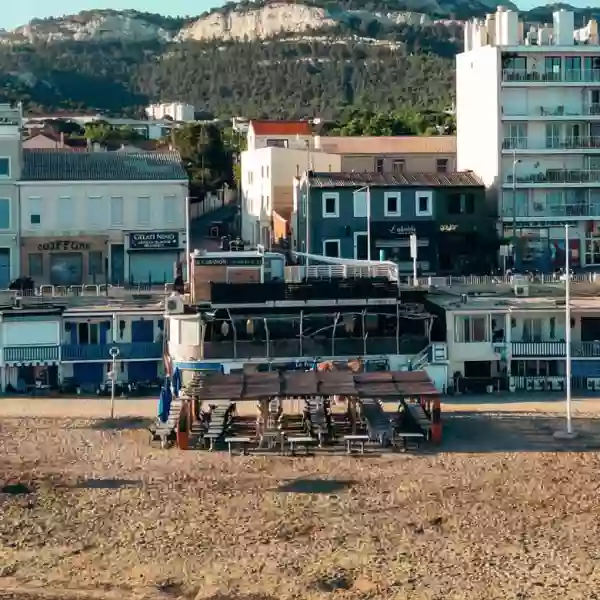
xmin=60 ymin=132 xmax=65 ymax=148
xmin=86 ymin=137 xmax=92 ymax=151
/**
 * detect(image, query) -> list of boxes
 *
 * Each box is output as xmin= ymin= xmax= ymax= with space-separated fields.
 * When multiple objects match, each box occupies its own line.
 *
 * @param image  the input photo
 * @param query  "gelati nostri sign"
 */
xmin=129 ymin=231 xmax=179 ymax=250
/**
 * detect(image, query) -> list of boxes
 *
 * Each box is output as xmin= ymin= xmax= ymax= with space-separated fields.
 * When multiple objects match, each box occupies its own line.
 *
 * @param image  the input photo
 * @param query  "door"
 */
xmin=0 ymin=248 xmax=10 ymax=288
xmin=110 ymin=244 xmax=125 ymax=285
xmin=50 ymin=253 xmax=83 ymax=286
xmin=131 ymin=319 xmax=154 ymax=343
xmin=129 ymin=252 xmax=176 ymax=284
xmin=73 ymin=362 xmax=103 ymax=385
xmin=354 ymin=232 xmax=368 ymax=260
xmin=128 ymin=360 xmax=158 ymax=383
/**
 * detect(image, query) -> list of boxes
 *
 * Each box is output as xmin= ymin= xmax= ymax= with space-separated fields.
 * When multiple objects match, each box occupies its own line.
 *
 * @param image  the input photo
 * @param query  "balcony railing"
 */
xmin=501 ymin=202 xmax=597 ymax=218
xmin=506 ymin=170 xmax=600 ymax=185
xmin=61 ymin=342 xmax=163 ymax=361
xmin=512 ymin=341 xmax=600 ymax=358
xmin=4 ymin=345 xmax=60 ymax=363
xmin=503 ymin=137 xmax=600 ymax=150
xmin=202 ymin=336 xmax=427 ymax=359
xmin=502 ymin=69 xmax=600 ymax=83
xmin=503 ymin=105 xmax=600 ymax=118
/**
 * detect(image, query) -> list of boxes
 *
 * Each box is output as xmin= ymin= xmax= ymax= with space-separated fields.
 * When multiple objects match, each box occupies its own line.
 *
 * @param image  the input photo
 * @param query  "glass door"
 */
xmin=545 ymin=123 xmax=561 ymax=149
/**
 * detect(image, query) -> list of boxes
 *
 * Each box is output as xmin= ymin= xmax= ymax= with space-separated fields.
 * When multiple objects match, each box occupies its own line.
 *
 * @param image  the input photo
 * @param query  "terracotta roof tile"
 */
xmin=308 ymin=171 xmax=483 ymax=188
xmin=22 ymin=149 xmax=188 ymax=182
xmin=250 ymin=120 xmax=312 ymax=136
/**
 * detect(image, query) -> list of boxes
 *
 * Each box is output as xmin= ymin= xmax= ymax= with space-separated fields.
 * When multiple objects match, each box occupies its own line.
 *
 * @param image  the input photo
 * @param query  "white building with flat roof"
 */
xmin=456 ymin=7 xmax=600 ymax=271
xmin=146 ymin=102 xmax=195 ymax=123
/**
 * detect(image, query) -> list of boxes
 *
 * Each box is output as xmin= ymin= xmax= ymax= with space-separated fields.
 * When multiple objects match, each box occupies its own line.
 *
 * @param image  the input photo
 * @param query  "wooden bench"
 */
xmin=225 ymin=437 xmax=253 ymax=456
xmin=287 ymin=436 xmax=317 ymax=456
xmin=343 ymin=434 xmax=370 ymax=455
xmin=395 ymin=432 xmax=425 ymax=451
xmin=259 ymin=431 xmax=285 ymax=452
xmin=204 ymin=433 xmax=221 ymax=451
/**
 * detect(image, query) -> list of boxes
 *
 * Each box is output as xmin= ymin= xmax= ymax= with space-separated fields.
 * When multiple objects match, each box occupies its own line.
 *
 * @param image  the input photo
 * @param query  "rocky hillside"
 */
xmin=7 ymin=1 xmax=600 ymax=45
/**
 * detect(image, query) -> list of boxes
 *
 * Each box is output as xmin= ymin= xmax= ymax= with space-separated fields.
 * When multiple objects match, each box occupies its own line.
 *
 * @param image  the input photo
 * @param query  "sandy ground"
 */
xmin=3 ymin=395 xmax=600 ymax=599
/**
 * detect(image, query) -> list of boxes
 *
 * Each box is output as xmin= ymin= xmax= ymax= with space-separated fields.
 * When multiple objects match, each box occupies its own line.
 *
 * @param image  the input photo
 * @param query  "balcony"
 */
xmin=505 ymin=170 xmax=600 ymax=187
xmin=61 ymin=342 xmax=163 ymax=361
xmin=4 ymin=345 xmax=60 ymax=363
xmin=502 ymin=69 xmax=600 ymax=84
xmin=512 ymin=341 xmax=600 ymax=358
xmin=501 ymin=201 xmax=597 ymax=219
xmin=503 ymin=137 xmax=600 ymax=151
xmin=503 ymin=105 xmax=600 ymax=119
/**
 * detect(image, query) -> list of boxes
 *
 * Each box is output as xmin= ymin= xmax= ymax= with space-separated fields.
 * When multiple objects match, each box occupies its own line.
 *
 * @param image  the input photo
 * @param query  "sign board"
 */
xmin=194 ymin=256 xmax=263 ymax=267
xmin=37 ymin=240 xmax=90 ymax=251
xmin=129 ymin=231 xmax=179 ymax=250
xmin=389 ymin=224 xmax=416 ymax=236
xmin=439 ymin=224 xmax=459 ymax=232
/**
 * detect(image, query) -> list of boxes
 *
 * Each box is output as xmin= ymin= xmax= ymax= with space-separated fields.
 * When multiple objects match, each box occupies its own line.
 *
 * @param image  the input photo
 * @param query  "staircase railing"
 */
xmin=410 ymin=344 xmax=431 ymax=371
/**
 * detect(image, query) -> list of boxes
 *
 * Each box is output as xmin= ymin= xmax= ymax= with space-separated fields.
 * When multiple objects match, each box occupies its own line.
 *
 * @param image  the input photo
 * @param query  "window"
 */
xmin=137 ymin=196 xmax=151 ymax=225
xmin=322 ymin=193 xmax=339 ymax=218
xmin=384 ymin=192 xmax=401 ymax=216
xmin=523 ymin=318 xmax=543 ymax=342
xmin=375 ymin=158 xmax=384 ymax=173
xmin=266 ymin=165 xmax=269 ymax=178
xmin=415 ymin=191 xmax=433 ymax=216
xmin=88 ymin=251 xmax=104 ymax=276
xmin=545 ymin=123 xmax=561 ymax=148
xmin=266 ymin=138 xmax=288 ymax=148
xmin=436 ymin=158 xmax=449 ymax=173
xmin=455 ymin=315 xmax=489 ymax=343
xmin=0 ymin=157 xmax=9 ymax=178
xmin=448 ymin=193 xmax=461 ymax=214
xmin=544 ymin=57 xmax=562 ymax=80
xmin=353 ymin=190 xmax=368 ymax=217
xmin=110 ymin=196 xmax=123 ymax=226
xmin=163 ymin=194 xmax=176 ymax=225
xmin=323 ymin=239 xmax=340 ymax=257
xmin=29 ymin=197 xmax=42 ymax=226
xmin=261 ymin=166 xmax=264 ymax=178
xmin=58 ymin=195 xmax=74 ymax=229
xmin=448 ymin=193 xmax=475 ymax=215
xmin=247 ymin=171 xmax=254 ymax=184
xmin=392 ymin=160 xmax=405 ymax=174
xmin=28 ymin=253 xmax=43 ymax=277
xmin=88 ymin=195 xmax=103 ymax=229
xmin=0 ymin=198 xmax=9 ymax=229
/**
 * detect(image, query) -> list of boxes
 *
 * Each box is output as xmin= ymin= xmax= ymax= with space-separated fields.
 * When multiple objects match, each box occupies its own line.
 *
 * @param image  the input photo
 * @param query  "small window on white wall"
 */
xmin=322 ymin=193 xmax=339 ymax=218
xmin=87 ymin=195 xmax=103 ymax=229
xmin=137 ymin=196 xmax=151 ymax=225
xmin=415 ymin=190 xmax=433 ymax=216
xmin=323 ymin=239 xmax=340 ymax=257
xmin=384 ymin=192 xmax=401 ymax=216
xmin=58 ymin=196 xmax=75 ymax=229
xmin=163 ymin=195 xmax=176 ymax=224
xmin=28 ymin=197 xmax=42 ymax=226
xmin=110 ymin=196 xmax=123 ymax=226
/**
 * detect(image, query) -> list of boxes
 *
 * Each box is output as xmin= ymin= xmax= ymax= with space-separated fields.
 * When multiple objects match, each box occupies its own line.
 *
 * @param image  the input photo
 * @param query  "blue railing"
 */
xmin=512 ymin=341 xmax=600 ymax=358
xmin=4 ymin=345 xmax=60 ymax=363
xmin=61 ymin=342 xmax=163 ymax=361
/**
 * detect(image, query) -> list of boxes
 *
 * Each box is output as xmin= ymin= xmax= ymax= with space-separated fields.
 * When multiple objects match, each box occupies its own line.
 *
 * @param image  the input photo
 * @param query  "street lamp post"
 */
xmin=554 ymin=224 xmax=577 ymax=440
xmin=352 ymin=186 xmax=372 ymax=263
xmin=109 ymin=346 xmax=120 ymax=419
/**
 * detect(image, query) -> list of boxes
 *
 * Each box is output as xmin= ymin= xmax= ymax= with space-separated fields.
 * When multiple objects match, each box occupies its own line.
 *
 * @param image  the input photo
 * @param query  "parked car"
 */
xmin=59 ymin=377 xmax=80 ymax=394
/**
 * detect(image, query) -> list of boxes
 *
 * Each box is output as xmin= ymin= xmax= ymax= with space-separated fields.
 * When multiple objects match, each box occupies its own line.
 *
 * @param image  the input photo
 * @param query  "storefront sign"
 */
xmin=130 ymin=231 xmax=179 ymax=250
xmin=194 ymin=256 xmax=263 ymax=267
xmin=389 ymin=224 xmax=416 ymax=236
xmin=37 ymin=240 xmax=90 ymax=251
xmin=440 ymin=224 xmax=459 ymax=232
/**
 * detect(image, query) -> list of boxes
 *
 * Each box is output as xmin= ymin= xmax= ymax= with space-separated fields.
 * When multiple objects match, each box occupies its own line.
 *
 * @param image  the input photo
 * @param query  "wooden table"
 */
xmin=225 ymin=437 xmax=252 ymax=456
xmin=343 ymin=434 xmax=370 ymax=454
xmin=287 ymin=436 xmax=316 ymax=456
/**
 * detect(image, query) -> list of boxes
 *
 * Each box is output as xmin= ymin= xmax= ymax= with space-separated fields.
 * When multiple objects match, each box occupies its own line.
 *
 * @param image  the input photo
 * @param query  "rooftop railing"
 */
xmin=500 ymin=202 xmax=598 ymax=218
xmin=503 ymin=105 xmax=600 ymax=117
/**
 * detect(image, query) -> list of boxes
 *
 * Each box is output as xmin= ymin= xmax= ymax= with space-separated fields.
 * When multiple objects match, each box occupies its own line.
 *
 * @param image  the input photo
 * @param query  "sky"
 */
xmin=1 ymin=0 xmax=596 ymax=30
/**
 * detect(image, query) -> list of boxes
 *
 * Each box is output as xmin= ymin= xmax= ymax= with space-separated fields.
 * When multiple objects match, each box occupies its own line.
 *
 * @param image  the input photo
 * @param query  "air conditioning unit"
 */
xmin=165 ymin=293 xmax=184 ymax=315
xmin=514 ymin=284 xmax=530 ymax=297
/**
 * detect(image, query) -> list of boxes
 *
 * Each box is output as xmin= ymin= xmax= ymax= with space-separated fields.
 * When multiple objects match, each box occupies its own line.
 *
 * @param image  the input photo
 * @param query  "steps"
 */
xmin=359 ymin=398 xmax=393 ymax=445
xmin=150 ymin=396 xmax=182 ymax=445
xmin=405 ymin=403 xmax=432 ymax=435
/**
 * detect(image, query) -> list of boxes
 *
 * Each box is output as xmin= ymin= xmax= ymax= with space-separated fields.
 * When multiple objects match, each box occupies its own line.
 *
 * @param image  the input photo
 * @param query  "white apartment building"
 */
xmin=146 ymin=102 xmax=195 ymax=123
xmin=19 ymin=150 xmax=188 ymax=286
xmin=456 ymin=7 xmax=600 ymax=271
xmin=241 ymin=120 xmax=341 ymax=245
